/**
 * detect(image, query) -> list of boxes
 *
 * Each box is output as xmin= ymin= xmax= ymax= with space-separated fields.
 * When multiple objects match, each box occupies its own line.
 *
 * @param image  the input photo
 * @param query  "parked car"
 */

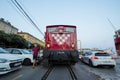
xmin=109 ymin=51 xmax=118 ymax=59
xmin=28 ymin=49 xmax=32 ymax=53
xmin=0 ymin=48 xmax=22 ymax=75
xmin=82 ymin=51 xmax=116 ymax=68
xmin=5 ymin=48 xmax=34 ymax=65
xmin=79 ymin=51 xmax=87 ymax=61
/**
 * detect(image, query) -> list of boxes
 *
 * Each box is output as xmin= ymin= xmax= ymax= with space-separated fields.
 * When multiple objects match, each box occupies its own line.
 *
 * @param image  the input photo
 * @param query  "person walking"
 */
xmin=32 ymin=43 xmax=40 ymax=68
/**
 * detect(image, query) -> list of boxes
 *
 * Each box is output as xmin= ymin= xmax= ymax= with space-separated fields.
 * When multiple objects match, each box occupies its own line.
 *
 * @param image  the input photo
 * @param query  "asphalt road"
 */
xmin=0 ymin=60 xmax=102 ymax=80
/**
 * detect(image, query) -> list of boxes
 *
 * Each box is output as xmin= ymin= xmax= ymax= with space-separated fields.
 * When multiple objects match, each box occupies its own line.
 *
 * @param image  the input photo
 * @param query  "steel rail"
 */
xmin=41 ymin=66 xmax=54 ymax=80
xmin=67 ymin=65 xmax=78 ymax=80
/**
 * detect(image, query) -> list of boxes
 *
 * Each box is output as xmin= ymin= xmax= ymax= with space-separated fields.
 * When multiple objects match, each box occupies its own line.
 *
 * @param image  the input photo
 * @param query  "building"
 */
xmin=0 ymin=18 xmax=18 ymax=34
xmin=17 ymin=32 xmax=45 ymax=48
xmin=81 ymin=48 xmax=91 ymax=52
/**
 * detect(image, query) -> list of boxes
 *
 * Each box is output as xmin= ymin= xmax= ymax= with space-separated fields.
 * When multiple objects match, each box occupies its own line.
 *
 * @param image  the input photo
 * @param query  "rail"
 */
xmin=41 ymin=65 xmax=78 ymax=80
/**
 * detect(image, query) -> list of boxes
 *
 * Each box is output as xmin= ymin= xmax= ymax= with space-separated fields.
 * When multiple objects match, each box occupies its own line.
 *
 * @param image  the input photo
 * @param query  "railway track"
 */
xmin=67 ymin=65 xmax=78 ymax=80
xmin=41 ymin=65 xmax=78 ymax=80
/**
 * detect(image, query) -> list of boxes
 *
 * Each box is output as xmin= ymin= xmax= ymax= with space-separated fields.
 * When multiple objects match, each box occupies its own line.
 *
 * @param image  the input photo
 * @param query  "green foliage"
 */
xmin=0 ymin=31 xmax=28 ymax=48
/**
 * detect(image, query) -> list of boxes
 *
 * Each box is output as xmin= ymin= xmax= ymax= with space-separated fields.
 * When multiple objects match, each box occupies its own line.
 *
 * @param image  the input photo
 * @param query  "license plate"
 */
xmin=14 ymin=63 xmax=21 ymax=66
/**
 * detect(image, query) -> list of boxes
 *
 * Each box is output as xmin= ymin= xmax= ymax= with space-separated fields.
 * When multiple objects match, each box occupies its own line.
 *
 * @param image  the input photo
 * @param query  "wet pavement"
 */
xmin=1 ymin=59 xmax=120 ymax=80
xmin=78 ymin=59 xmax=120 ymax=80
xmin=0 ymin=61 xmax=101 ymax=80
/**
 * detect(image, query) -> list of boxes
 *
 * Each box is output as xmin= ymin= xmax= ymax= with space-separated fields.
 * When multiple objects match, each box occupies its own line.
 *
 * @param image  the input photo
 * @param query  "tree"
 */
xmin=0 ymin=31 xmax=28 ymax=48
xmin=10 ymin=34 xmax=28 ymax=48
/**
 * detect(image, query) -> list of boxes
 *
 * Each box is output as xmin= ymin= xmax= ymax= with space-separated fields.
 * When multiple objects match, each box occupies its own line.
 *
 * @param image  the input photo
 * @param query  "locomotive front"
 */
xmin=43 ymin=25 xmax=79 ymax=64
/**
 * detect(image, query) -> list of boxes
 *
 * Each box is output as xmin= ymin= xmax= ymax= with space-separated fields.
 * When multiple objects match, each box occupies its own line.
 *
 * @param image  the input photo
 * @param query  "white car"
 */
xmin=82 ymin=51 xmax=116 ymax=68
xmin=5 ymin=48 xmax=34 ymax=65
xmin=0 ymin=48 xmax=22 ymax=75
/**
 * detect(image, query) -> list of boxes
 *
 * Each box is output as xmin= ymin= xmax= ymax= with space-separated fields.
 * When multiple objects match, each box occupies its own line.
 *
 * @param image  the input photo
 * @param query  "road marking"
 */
xmin=12 ymin=74 xmax=23 ymax=80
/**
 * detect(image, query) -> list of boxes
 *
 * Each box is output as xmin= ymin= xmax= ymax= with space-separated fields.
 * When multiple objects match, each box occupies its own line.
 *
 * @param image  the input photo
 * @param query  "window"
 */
xmin=87 ymin=52 xmax=92 ymax=55
xmin=0 ymin=48 xmax=8 ymax=53
xmin=21 ymin=49 xmax=31 ymax=54
xmin=5 ymin=49 xmax=12 ymax=53
xmin=48 ymin=28 xmax=56 ymax=32
xmin=2 ymin=24 xmax=6 ymax=30
xmin=66 ymin=28 xmax=74 ymax=32
xmin=95 ymin=53 xmax=110 ymax=56
xmin=12 ymin=50 xmax=22 ymax=54
xmin=9 ymin=28 xmax=12 ymax=33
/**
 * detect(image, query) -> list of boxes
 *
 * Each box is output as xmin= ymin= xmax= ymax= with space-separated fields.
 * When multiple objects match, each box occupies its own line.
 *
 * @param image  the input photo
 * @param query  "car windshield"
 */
xmin=5 ymin=48 xmax=13 ymax=53
xmin=21 ymin=49 xmax=31 ymax=54
xmin=95 ymin=53 xmax=110 ymax=56
xmin=0 ymin=48 xmax=8 ymax=53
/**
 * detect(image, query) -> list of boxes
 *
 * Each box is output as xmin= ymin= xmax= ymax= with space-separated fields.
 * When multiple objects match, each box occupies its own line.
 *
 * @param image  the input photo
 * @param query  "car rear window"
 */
xmin=95 ymin=53 xmax=110 ymax=56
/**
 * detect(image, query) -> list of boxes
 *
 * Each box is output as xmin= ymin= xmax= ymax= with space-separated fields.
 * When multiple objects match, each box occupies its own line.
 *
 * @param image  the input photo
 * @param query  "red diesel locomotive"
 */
xmin=43 ymin=25 xmax=79 ymax=64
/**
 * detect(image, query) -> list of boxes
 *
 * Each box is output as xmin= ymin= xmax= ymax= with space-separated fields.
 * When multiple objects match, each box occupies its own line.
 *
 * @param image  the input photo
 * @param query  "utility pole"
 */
xmin=77 ymin=40 xmax=82 ymax=52
xmin=107 ymin=18 xmax=116 ymax=31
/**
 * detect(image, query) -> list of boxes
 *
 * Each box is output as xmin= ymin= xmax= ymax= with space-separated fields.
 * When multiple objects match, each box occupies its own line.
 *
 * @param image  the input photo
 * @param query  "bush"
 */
xmin=0 ymin=31 xmax=28 ymax=48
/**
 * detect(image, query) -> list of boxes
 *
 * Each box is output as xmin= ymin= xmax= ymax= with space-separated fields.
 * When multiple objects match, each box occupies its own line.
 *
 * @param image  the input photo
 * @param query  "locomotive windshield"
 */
xmin=48 ymin=28 xmax=56 ymax=32
xmin=47 ymin=27 xmax=75 ymax=32
xmin=66 ymin=27 xmax=74 ymax=32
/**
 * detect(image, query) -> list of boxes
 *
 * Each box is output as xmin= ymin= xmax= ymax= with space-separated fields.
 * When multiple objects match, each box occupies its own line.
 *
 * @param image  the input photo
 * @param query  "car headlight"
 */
xmin=0 ymin=58 xmax=8 ymax=63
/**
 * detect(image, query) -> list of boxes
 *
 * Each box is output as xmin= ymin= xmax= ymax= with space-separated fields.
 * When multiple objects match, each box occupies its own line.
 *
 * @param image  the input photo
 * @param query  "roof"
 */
xmin=17 ymin=32 xmax=44 ymax=43
xmin=0 ymin=18 xmax=18 ymax=30
xmin=46 ymin=25 xmax=76 ymax=28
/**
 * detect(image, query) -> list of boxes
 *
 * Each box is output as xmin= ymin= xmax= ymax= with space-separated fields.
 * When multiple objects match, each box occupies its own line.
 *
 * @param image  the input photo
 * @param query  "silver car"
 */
xmin=5 ymin=48 xmax=33 ymax=65
xmin=82 ymin=51 xmax=116 ymax=68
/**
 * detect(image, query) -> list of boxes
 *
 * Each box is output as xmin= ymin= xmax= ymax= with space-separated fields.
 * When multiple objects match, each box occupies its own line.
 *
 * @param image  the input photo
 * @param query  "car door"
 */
xmin=81 ymin=52 xmax=86 ymax=62
xmin=11 ymin=49 xmax=24 ymax=60
xmin=84 ymin=52 xmax=92 ymax=64
xmin=86 ymin=52 xmax=92 ymax=64
xmin=83 ymin=52 xmax=89 ymax=63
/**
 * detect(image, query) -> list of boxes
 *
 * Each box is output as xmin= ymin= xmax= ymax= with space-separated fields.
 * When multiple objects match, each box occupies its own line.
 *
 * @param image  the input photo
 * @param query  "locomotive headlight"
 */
xmin=47 ymin=44 xmax=50 ymax=48
xmin=71 ymin=44 xmax=74 ymax=48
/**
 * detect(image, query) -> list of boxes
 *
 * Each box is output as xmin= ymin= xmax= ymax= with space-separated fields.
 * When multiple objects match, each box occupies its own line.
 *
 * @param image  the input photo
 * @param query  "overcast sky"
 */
xmin=0 ymin=0 xmax=120 ymax=50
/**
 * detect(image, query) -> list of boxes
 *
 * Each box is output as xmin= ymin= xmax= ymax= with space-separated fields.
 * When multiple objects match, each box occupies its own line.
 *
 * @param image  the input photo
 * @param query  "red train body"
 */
xmin=43 ymin=25 xmax=79 ymax=64
xmin=45 ymin=25 xmax=77 ymax=50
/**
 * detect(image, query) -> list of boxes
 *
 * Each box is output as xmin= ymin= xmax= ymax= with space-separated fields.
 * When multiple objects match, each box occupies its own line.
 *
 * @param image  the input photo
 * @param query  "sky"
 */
xmin=0 ymin=0 xmax=120 ymax=50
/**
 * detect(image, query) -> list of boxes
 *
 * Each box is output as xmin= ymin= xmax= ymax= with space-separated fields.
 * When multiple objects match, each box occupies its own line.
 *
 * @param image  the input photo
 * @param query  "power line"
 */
xmin=11 ymin=0 xmax=44 ymax=36
xmin=8 ymin=0 xmax=30 ymax=25
xmin=10 ymin=0 xmax=38 ymax=31
xmin=17 ymin=1 xmax=39 ymax=26
xmin=14 ymin=0 xmax=44 ymax=36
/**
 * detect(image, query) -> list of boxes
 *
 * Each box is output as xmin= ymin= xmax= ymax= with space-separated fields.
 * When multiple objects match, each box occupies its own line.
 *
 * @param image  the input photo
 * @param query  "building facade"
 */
xmin=17 ymin=32 xmax=45 ymax=48
xmin=0 ymin=18 xmax=18 ymax=34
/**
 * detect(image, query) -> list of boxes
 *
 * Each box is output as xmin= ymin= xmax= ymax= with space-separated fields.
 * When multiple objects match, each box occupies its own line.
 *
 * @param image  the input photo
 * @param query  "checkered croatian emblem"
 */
xmin=52 ymin=34 xmax=70 ymax=45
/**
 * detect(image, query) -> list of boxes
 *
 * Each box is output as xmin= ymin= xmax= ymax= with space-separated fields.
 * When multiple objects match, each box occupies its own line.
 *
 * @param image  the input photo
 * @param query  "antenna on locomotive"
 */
xmin=107 ymin=18 xmax=116 ymax=31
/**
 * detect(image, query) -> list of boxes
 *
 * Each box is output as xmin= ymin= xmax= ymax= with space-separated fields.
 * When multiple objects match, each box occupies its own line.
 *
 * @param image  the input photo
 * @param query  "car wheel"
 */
xmin=23 ymin=58 xmax=31 ymax=66
xmin=89 ymin=60 xmax=93 ymax=67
